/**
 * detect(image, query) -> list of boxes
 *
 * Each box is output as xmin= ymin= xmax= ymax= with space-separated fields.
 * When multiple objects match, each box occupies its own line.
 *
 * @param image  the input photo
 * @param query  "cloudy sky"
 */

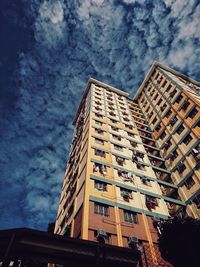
xmin=0 ymin=0 xmax=199 ymax=230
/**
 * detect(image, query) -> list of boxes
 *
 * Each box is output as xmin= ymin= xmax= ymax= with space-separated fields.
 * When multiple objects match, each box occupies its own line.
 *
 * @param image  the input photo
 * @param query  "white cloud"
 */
xmin=35 ymin=0 xmax=66 ymax=47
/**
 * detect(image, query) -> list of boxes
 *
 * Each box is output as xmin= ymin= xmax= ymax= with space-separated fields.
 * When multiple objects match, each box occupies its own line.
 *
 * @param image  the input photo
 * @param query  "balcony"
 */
xmin=93 ymin=163 xmax=107 ymax=176
xmin=118 ymin=170 xmax=134 ymax=182
xmin=141 ymin=136 xmax=156 ymax=147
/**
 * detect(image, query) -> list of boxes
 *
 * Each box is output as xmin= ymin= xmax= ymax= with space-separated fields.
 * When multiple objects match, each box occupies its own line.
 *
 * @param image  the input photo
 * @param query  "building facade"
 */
xmin=54 ymin=62 xmax=200 ymax=266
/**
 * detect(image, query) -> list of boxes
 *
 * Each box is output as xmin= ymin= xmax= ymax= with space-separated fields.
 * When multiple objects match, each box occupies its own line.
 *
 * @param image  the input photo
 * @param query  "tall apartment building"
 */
xmin=54 ymin=62 xmax=200 ymax=265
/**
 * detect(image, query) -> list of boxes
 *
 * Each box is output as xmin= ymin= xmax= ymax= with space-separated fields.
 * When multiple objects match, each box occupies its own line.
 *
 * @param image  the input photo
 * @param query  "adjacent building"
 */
xmin=54 ymin=62 xmax=200 ymax=266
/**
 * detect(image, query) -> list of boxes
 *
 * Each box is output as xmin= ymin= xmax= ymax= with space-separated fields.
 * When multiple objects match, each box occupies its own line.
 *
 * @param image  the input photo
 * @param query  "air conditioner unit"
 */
xmin=97 ymin=230 xmax=107 ymax=238
xmin=122 ymin=191 xmax=130 ymax=200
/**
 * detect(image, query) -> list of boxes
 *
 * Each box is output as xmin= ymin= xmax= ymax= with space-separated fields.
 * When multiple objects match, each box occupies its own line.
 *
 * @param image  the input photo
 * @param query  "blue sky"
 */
xmin=0 ymin=0 xmax=199 ymax=230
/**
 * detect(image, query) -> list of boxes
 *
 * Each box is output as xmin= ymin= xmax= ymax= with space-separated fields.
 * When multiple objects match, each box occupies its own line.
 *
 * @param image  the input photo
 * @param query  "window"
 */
xmin=127 ymin=132 xmax=135 ymax=137
xmin=111 ymin=126 xmax=119 ymax=132
xmin=175 ymin=94 xmax=183 ymax=104
xmin=176 ymin=125 xmax=185 ymax=135
xmin=95 ymin=113 xmax=103 ymax=119
xmin=160 ymin=131 xmax=166 ymax=140
xmin=123 ymin=117 xmax=130 ymax=122
xmin=165 ymin=83 xmax=172 ymax=92
xmin=110 ymin=119 xmax=118 ymax=124
xmin=109 ymin=111 xmax=116 ymax=117
xmin=162 ymin=80 xmax=167 ymax=88
xmin=155 ymin=125 xmax=161 ymax=132
xmin=154 ymin=93 xmax=159 ymax=100
xmin=192 ymin=194 xmax=200 ymax=209
xmin=112 ymin=134 xmax=121 ymax=141
xmin=95 ymin=138 xmax=104 ymax=145
xmin=130 ymin=140 xmax=137 ymax=147
xmin=125 ymin=124 xmax=133 ymax=130
xmin=146 ymin=196 xmax=158 ymax=210
xmin=94 ymin=181 xmax=107 ymax=191
xmin=93 ymin=163 xmax=107 ymax=175
xmin=152 ymin=117 xmax=157 ymax=125
xmin=181 ymin=100 xmax=190 ymax=110
xmin=116 ymin=156 xmax=125 ymax=166
xmin=184 ymin=176 xmax=195 ymax=190
xmin=160 ymin=104 xmax=167 ymax=112
xmin=157 ymin=98 xmax=162 ymax=106
xmin=166 ymin=110 xmax=172 ymax=118
xmin=94 ymin=203 xmax=109 ymax=216
xmin=95 ymin=120 xmax=103 ymax=126
xmin=141 ymin=177 xmax=151 ymax=186
xmin=124 ymin=210 xmax=138 ymax=223
xmin=177 ymin=162 xmax=186 ymax=174
xmin=169 ymin=116 xmax=178 ymax=126
xmin=136 ymin=162 xmax=145 ymax=170
xmin=182 ymin=134 xmax=192 ymax=145
xmin=120 ymin=188 xmax=133 ymax=201
xmin=169 ymin=89 xmax=177 ymax=99
xmin=118 ymin=170 xmax=133 ymax=182
xmin=187 ymin=107 xmax=198 ymax=119
xmin=169 ymin=150 xmax=178 ymax=160
xmin=95 ymin=128 xmax=104 ymax=135
xmin=94 ymin=149 xmax=106 ymax=158
xmin=114 ymin=144 xmax=123 ymax=151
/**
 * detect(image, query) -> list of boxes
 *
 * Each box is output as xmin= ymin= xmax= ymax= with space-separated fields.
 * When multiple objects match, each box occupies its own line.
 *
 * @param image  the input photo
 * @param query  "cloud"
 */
xmin=0 ymin=0 xmax=199 ymax=230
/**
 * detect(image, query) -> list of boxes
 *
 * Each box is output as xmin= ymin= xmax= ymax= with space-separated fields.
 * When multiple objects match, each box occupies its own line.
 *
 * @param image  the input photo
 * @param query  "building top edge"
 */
xmin=133 ymin=61 xmax=200 ymax=100
xmin=72 ymin=78 xmax=129 ymax=125
xmin=89 ymin=78 xmax=129 ymax=97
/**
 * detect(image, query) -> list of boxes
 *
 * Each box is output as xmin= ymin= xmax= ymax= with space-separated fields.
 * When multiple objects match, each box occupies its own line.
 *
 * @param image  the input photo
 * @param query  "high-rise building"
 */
xmin=54 ymin=62 xmax=200 ymax=266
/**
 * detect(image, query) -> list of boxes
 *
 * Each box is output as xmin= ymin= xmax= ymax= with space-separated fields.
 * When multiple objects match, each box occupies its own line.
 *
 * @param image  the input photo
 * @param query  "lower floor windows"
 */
xmin=124 ymin=210 xmax=138 ymax=224
xmin=94 ymin=203 xmax=109 ymax=216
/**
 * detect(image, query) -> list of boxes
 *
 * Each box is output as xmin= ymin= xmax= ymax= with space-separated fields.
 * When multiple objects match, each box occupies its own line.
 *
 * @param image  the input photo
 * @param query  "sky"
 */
xmin=0 ymin=0 xmax=200 ymax=231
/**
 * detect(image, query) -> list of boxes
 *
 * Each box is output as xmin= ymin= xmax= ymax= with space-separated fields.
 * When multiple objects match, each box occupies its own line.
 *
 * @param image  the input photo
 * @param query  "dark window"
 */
xmin=187 ymin=107 xmax=198 ymax=119
xmin=141 ymin=177 xmax=151 ymax=186
xmin=127 ymin=132 xmax=135 ymax=137
xmin=175 ymin=94 xmax=183 ymax=104
xmin=166 ymin=110 xmax=172 ymax=118
xmin=125 ymin=124 xmax=133 ymax=130
xmin=120 ymin=189 xmax=133 ymax=202
xmin=160 ymin=131 xmax=166 ymax=140
xmin=114 ymin=144 xmax=123 ymax=151
xmin=184 ymin=176 xmax=195 ymax=190
xmin=94 ymin=203 xmax=109 ymax=216
xmin=181 ymin=100 xmax=190 ymax=110
xmin=95 ymin=128 xmax=104 ymax=134
xmin=154 ymin=93 xmax=159 ymax=100
xmin=155 ymin=125 xmax=161 ymax=132
xmin=95 ymin=113 xmax=103 ymax=119
xmin=124 ymin=210 xmax=138 ymax=223
xmin=116 ymin=156 xmax=125 ymax=166
xmin=169 ymin=150 xmax=178 ymax=160
xmin=162 ymin=80 xmax=167 ymax=88
xmin=95 ymin=120 xmax=103 ymax=126
xmin=176 ymin=125 xmax=185 ymax=135
xmin=157 ymin=98 xmax=162 ymax=105
xmin=95 ymin=138 xmax=104 ymax=145
xmin=192 ymin=194 xmax=200 ymax=209
xmin=165 ymin=84 xmax=172 ymax=92
xmin=152 ymin=117 xmax=157 ymax=124
xmin=94 ymin=181 xmax=107 ymax=191
xmin=111 ymin=126 xmax=119 ymax=132
xmin=110 ymin=119 xmax=118 ymax=124
xmin=182 ymin=134 xmax=192 ymax=145
xmin=112 ymin=134 xmax=121 ymax=141
xmin=177 ymin=162 xmax=186 ymax=174
xmin=94 ymin=149 xmax=106 ymax=158
xmin=169 ymin=116 xmax=178 ymax=126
